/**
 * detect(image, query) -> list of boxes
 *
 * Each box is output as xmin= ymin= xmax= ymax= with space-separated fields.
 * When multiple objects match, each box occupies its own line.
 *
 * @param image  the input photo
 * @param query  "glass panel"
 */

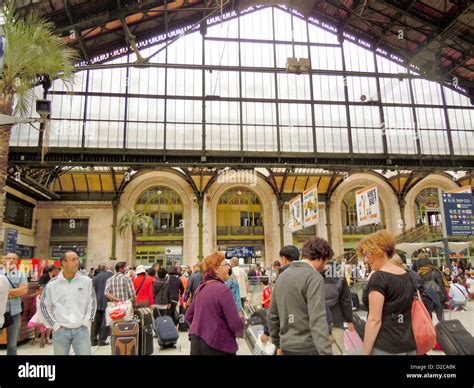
xmin=242 ymin=102 xmax=277 ymax=151
xmin=383 ymin=107 xmax=416 ymax=154
xmin=127 ymin=97 xmax=165 ymax=122
xmin=166 ymin=100 xmax=202 ymax=150
xmin=167 ymin=31 xmax=202 ymax=65
xmin=452 ymin=131 xmax=474 ymax=155
xmin=86 ymin=121 xmax=124 ymax=148
xmin=87 ymin=97 xmax=125 ymax=121
xmin=241 ymin=42 xmax=274 ymax=67
xmin=89 ymin=66 xmax=126 ymax=94
xmin=207 ymin=17 xmax=239 ymax=38
xmin=310 ymin=46 xmax=343 ymax=70
xmin=347 ymin=77 xmax=378 ymax=102
xmin=448 ymin=109 xmax=474 ymax=130
xmin=343 ymin=40 xmax=375 ymax=72
xmin=127 ymin=122 xmax=163 ymax=149
xmin=205 ymin=40 xmax=239 ymax=66
xmin=314 ymin=104 xmax=348 ymax=152
xmin=280 ymin=103 xmax=312 ymax=152
xmin=349 ymin=106 xmax=382 ymax=153
xmin=307 ymin=20 xmax=339 ymax=44
xmin=419 ymin=130 xmax=450 ymax=155
xmin=277 ymin=73 xmax=311 ymax=100
xmin=239 ymin=7 xmax=274 ymax=40
xmin=242 ymin=72 xmax=275 ymax=98
xmin=129 ymin=67 xmax=166 ymax=96
xmin=376 ymin=54 xmax=408 ymax=74
xmin=411 ymin=79 xmax=442 ymax=105
xmin=313 ymin=75 xmax=345 ymax=102
xmin=10 ymin=123 xmax=39 ymax=146
xmin=443 ymin=86 xmax=472 ymax=107
xmin=167 ymin=69 xmax=202 ymax=96
xmin=51 ymin=94 xmax=85 ymax=120
xmin=416 ymin=108 xmax=446 ymax=129
xmin=206 ymin=71 xmax=239 ymax=98
xmin=379 ymin=77 xmax=411 ymax=104
xmin=48 ymin=120 xmax=82 ymax=147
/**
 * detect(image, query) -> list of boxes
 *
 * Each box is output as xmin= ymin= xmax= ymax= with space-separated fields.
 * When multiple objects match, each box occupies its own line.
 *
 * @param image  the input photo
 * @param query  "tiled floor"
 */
xmin=0 ymin=331 xmax=252 ymax=356
xmin=1 ymin=300 xmax=472 ymax=356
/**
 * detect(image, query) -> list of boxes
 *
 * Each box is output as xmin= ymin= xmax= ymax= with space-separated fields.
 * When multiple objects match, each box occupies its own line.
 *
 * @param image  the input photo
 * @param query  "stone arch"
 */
xmin=205 ymin=174 xmax=279 ymax=268
xmin=329 ymin=173 xmax=402 ymax=257
xmin=404 ymin=174 xmax=459 ymax=229
xmin=116 ymin=169 xmax=198 ymax=266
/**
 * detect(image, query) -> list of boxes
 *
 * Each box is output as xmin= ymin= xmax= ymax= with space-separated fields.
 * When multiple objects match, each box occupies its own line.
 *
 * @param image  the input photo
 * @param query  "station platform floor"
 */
xmin=1 ymin=301 xmax=472 ymax=356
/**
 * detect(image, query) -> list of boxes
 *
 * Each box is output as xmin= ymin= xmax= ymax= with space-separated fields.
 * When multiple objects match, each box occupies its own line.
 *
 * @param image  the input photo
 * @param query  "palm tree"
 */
xmin=0 ymin=2 xmax=77 ymax=233
xmin=118 ymin=209 xmax=154 ymax=266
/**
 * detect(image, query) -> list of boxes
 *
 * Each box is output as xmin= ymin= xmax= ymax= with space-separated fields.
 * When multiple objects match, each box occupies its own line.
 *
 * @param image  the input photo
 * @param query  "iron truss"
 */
xmin=8 ymin=146 xmax=474 ymax=170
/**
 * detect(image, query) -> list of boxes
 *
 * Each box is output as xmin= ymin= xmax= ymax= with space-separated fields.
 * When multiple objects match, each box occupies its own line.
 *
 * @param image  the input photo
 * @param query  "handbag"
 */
xmin=343 ymin=329 xmax=363 ymax=355
xmin=409 ymin=272 xmax=436 ymax=355
xmin=2 ymin=311 xmax=14 ymax=329
xmin=105 ymin=300 xmax=134 ymax=326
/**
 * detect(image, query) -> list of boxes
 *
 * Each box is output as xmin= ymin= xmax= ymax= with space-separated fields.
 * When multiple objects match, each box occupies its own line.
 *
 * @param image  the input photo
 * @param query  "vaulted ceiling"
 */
xmin=13 ymin=0 xmax=474 ymax=100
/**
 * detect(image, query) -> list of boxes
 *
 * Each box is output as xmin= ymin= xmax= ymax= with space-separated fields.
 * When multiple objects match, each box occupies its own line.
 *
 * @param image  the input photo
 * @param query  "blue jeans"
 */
xmin=451 ymin=300 xmax=467 ymax=310
xmin=6 ymin=313 xmax=22 ymax=356
xmin=53 ymin=326 xmax=92 ymax=355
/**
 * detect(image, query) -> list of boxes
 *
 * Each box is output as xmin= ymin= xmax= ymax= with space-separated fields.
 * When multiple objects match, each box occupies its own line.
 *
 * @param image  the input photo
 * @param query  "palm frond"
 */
xmin=0 ymin=1 xmax=78 ymax=116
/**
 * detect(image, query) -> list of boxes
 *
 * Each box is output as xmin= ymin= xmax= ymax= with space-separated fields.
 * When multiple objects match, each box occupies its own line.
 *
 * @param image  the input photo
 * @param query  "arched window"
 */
xmin=341 ymin=187 xmax=386 ymax=235
xmin=135 ymin=186 xmax=183 ymax=232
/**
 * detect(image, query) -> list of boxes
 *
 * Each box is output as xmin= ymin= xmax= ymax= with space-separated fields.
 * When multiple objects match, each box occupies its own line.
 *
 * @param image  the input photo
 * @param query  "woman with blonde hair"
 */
xmin=358 ymin=230 xmax=417 ymax=355
xmin=185 ymin=252 xmax=244 ymax=355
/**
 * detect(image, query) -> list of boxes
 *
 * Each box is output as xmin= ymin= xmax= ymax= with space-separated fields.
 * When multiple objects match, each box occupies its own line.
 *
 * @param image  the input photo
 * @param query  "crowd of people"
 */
xmin=0 ymin=231 xmax=472 ymax=356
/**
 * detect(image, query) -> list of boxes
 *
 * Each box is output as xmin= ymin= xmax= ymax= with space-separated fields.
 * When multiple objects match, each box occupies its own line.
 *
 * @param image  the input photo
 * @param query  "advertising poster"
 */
xmin=356 ymin=184 xmax=380 ymax=226
xmin=303 ymin=185 xmax=319 ymax=227
xmin=288 ymin=195 xmax=303 ymax=232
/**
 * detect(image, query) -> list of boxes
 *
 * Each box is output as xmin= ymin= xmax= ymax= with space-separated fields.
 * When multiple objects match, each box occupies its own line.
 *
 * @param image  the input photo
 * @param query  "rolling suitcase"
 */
xmin=155 ymin=311 xmax=179 ymax=349
xmin=111 ymin=321 xmax=139 ymax=355
xmin=435 ymin=319 xmax=474 ymax=355
xmin=134 ymin=308 xmax=154 ymax=355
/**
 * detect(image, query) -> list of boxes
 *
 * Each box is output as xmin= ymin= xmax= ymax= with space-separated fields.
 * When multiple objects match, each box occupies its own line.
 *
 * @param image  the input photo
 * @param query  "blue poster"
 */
xmin=441 ymin=192 xmax=473 ymax=236
xmin=5 ymin=228 xmax=18 ymax=254
xmin=225 ymin=246 xmax=256 ymax=259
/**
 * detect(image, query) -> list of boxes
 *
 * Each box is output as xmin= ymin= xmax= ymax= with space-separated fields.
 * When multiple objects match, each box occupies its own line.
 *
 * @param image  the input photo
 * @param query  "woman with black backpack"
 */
xmin=152 ymin=268 xmax=171 ymax=318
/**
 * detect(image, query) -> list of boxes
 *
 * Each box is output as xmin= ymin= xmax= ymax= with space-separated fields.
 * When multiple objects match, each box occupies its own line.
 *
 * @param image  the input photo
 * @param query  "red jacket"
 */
xmin=133 ymin=274 xmax=155 ymax=305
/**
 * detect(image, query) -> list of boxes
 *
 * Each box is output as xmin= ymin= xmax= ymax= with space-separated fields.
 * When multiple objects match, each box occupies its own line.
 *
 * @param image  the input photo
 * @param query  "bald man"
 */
xmin=40 ymin=251 xmax=96 ymax=355
xmin=3 ymin=253 xmax=28 ymax=355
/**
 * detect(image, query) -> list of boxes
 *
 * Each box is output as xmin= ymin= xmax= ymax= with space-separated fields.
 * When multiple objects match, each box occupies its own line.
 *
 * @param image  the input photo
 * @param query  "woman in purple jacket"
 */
xmin=185 ymin=252 xmax=245 ymax=355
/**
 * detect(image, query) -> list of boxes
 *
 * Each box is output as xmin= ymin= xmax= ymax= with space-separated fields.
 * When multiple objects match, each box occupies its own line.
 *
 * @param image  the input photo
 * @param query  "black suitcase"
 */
xmin=155 ymin=314 xmax=179 ymax=349
xmin=111 ymin=321 xmax=139 ymax=356
xmin=351 ymin=292 xmax=360 ymax=311
xmin=134 ymin=308 xmax=154 ymax=355
xmin=435 ymin=319 xmax=474 ymax=355
xmin=352 ymin=312 xmax=366 ymax=340
xmin=177 ymin=305 xmax=189 ymax=332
